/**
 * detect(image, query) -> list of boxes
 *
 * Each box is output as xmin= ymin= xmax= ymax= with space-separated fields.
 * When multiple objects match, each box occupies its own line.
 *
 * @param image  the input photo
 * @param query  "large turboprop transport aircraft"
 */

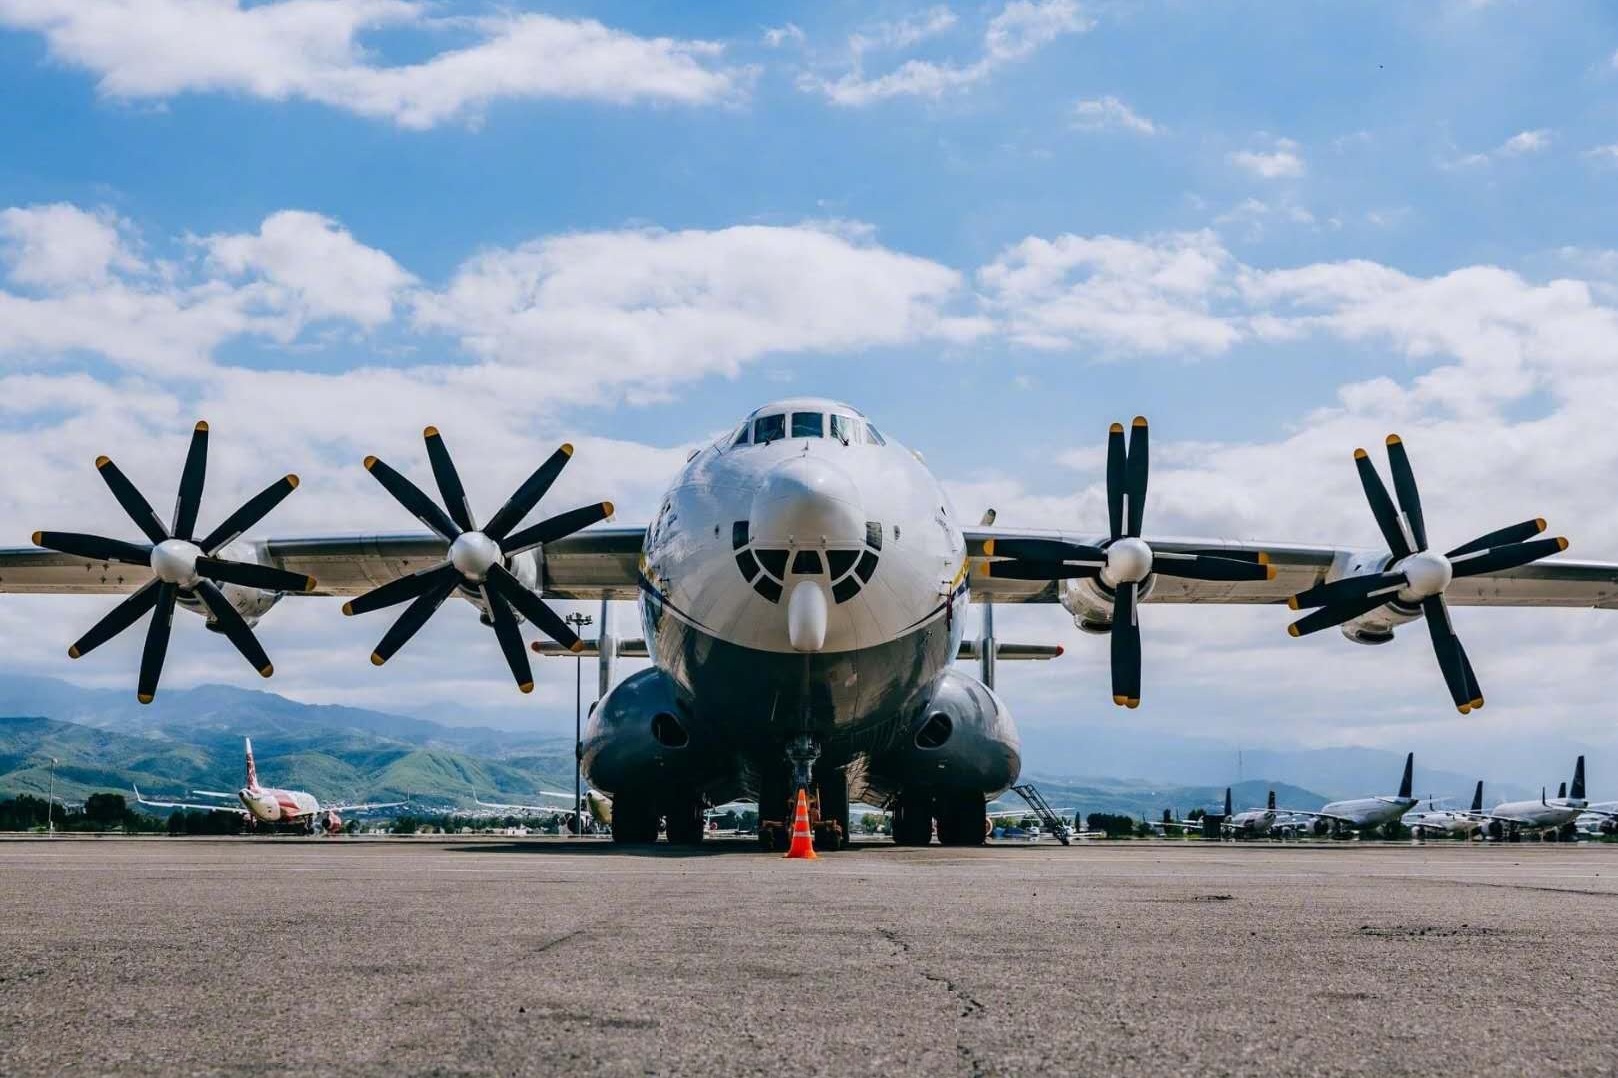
xmin=134 ymin=739 xmax=402 ymax=834
xmin=1278 ymin=752 xmax=1419 ymax=837
xmin=7 ymin=402 xmax=1618 ymax=848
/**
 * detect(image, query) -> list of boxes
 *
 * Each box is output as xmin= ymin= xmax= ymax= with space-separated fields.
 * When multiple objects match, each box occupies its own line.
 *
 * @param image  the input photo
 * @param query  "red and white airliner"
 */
xmin=135 ymin=738 xmax=403 ymax=834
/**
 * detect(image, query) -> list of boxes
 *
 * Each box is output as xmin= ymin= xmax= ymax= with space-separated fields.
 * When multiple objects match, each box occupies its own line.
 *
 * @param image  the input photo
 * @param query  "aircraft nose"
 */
xmin=749 ymin=456 xmax=864 ymax=545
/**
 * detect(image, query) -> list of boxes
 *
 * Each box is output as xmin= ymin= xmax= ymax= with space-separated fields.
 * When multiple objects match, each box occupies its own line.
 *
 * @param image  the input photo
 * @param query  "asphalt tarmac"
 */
xmin=2 ymin=837 xmax=1616 ymax=1077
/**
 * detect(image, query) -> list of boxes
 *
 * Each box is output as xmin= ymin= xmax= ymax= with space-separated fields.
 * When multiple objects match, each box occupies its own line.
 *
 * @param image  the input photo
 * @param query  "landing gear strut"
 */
xmin=611 ymin=791 xmax=659 ymax=845
xmin=891 ymin=792 xmax=933 ymax=846
xmin=664 ymin=795 xmax=706 ymax=846
xmin=935 ymin=791 xmax=988 ymax=847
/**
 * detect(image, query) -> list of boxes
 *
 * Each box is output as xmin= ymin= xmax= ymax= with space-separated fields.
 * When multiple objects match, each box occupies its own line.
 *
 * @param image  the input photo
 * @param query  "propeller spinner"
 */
xmin=32 ymin=421 xmax=314 ymax=703
xmin=1286 ymin=435 xmax=1569 ymax=713
xmin=985 ymin=417 xmax=1274 ymax=708
xmin=345 ymin=427 xmax=612 ymax=692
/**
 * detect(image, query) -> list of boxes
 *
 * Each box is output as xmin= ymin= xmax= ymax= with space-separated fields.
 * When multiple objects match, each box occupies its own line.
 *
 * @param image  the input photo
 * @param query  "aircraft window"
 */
xmin=866 ymin=424 xmax=887 ymax=446
xmin=829 ymin=415 xmax=854 ymax=445
xmin=754 ymin=414 xmax=786 ymax=444
xmin=791 ymin=412 xmax=824 ymax=438
xmin=731 ymin=424 xmax=749 ymax=447
xmin=826 ymin=549 xmax=858 ymax=578
xmin=791 ymin=550 xmax=823 ymax=575
xmin=755 ymin=549 xmax=789 ymax=580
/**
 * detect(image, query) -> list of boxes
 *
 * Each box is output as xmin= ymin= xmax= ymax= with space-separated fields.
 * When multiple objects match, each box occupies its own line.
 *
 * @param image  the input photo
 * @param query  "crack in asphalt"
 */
xmin=879 ymin=927 xmax=988 ymax=1074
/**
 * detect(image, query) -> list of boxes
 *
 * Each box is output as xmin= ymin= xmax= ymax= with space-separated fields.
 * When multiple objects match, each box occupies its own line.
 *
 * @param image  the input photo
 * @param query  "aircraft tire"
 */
xmin=935 ymin=792 xmax=987 ymax=848
xmin=891 ymin=793 xmax=933 ymax=846
xmin=611 ymin=793 xmax=660 ymax=845
xmin=664 ymin=796 xmax=705 ymax=846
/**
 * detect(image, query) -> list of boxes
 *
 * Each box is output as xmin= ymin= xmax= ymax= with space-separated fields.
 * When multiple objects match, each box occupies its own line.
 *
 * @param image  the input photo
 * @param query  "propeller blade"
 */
xmin=982 ymin=537 xmax=1107 ymax=565
xmin=1449 ymin=536 xmax=1568 ymax=578
xmin=482 ymin=444 xmax=574 ymax=543
xmin=1152 ymin=552 xmax=1274 ymax=582
xmin=1423 ymin=595 xmax=1481 ymax=713
xmin=423 ymin=427 xmax=476 ymax=533
xmin=370 ymin=575 xmax=459 ymax=665
xmin=1353 ymin=449 xmax=1411 ymax=559
xmin=193 ymin=580 xmax=273 ymax=677
xmin=1286 ymin=590 xmax=1392 ymax=637
xmin=1125 ymin=416 xmax=1149 ymax=538
xmin=363 ymin=456 xmax=462 ymax=541
xmin=985 ymin=560 xmax=1102 ymax=581
xmin=1459 ymin=641 xmax=1484 ymax=712
xmin=481 ymin=585 xmax=534 ymax=693
xmin=1383 ymin=435 xmax=1427 ymax=552
xmin=502 ymin=501 xmax=616 ymax=556
xmin=96 ymin=457 xmax=168 ymax=543
xmin=198 ymin=475 xmax=300 ymax=553
xmin=1447 ymin=518 xmax=1546 ymax=560
xmin=342 ymin=563 xmax=458 ymax=617
xmin=136 ymin=583 xmax=177 ymax=704
xmin=486 ymin=563 xmax=582 ymax=652
xmin=1111 ymin=581 xmax=1140 ymax=708
xmin=194 ymin=557 xmax=316 ymax=594
xmin=32 ymin=531 xmax=151 ymax=567
xmin=1106 ymin=422 xmax=1126 ymax=541
xmin=68 ymin=580 xmax=161 ymax=659
xmin=1289 ymin=570 xmax=1406 ymax=611
xmin=172 ymin=420 xmax=209 ymax=541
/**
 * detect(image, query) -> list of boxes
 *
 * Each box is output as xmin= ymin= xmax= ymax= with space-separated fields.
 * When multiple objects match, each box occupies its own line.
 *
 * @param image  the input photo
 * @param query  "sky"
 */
xmin=3 ymin=0 xmax=1618 ymax=781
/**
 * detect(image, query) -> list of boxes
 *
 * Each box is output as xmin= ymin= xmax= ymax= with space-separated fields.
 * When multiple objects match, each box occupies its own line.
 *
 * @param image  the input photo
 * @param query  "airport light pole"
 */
xmin=46 ymin=756 xmax=57 ymax=836
xmin=565 ymin=611 xmax=593 ymax=834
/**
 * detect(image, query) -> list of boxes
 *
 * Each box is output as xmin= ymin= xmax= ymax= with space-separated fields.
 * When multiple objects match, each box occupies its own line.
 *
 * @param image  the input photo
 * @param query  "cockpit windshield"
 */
xmin=790 ymin=412 xmax=824 ymax=438
xmin=829 ymin=415 xmax=854 ymax=444
xmin=753 ymin=414 xmax=786 ymax=444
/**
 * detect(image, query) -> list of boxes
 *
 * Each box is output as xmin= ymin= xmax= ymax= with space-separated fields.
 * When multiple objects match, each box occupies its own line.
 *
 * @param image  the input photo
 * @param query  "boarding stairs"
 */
xmin=1011 ymin=783 xmax=1072 ymax=846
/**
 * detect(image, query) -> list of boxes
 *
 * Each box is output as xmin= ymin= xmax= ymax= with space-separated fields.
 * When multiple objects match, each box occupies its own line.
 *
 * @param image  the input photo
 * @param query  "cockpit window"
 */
xmin=753 ymin=414 xmax=786 ymax=444
xmin=829 ymin=414 xmax=855 ymax=445
xmin=730 ymin=423 xmax=749 ymax=447
xmin=791 ymin=412 xmax=824 ymax=438
xmin=865 ymin=424 xmax=887 ymax=446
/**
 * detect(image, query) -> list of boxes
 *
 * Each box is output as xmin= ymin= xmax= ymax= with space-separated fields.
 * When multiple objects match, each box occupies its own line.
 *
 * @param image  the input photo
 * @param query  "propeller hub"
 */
xmin=1103 ymin=537 xmax=1154 ymax=587
xmin=449 ymin=531 xmax=503 ymax=582
xmin=150 ymin=539 xmax=202 ymax=587
xmin=1398 ymin=549 xmax=1452 ymax=600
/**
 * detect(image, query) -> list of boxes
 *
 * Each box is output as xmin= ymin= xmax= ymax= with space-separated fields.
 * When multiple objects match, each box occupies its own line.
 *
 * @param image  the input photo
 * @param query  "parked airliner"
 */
xmin=1278 ymin=752 xmax=1418 ymax=837
xmin=1403 ymin=781 xmax=1485 ymax=840
xmin=1466 ymin=756 xmax=1592 ymax=840
xmin=10 ymin=402 xmax=1618 ymax=849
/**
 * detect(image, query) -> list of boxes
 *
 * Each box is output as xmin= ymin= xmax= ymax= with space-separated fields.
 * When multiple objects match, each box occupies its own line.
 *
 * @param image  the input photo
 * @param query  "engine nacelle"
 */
xmin=869 ymin=670 xmax=1020 ymax=797
xmin=1059 ymin=575 xmax=1157 ymax=633
xmin=581 ymin=668 xmax=735 ymax=798
xmin=469 ymin=549 xmax=541 ymax=623
xmin=182 ymin=540 xmax=284 ymax=627
xmin=1313 ymin=550 xmax=1421 ymax=645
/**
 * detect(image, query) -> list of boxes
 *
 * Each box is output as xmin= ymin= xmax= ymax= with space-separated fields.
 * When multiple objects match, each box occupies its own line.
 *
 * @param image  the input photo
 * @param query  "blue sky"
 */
xmin=3 ymin=0 xmax=1618 ymax=780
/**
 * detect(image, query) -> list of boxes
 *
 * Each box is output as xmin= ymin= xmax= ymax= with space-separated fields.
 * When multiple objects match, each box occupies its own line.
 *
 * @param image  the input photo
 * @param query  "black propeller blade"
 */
xmin=1289 ymin=436 xmax=1567 ymax=713
xmin=982 ymin=417 xmax=1273 ymax=709
xmin=350 ymin=427 xmax=609 ymax=691
xmin=34 ymin=421 xmax=307 ymax=702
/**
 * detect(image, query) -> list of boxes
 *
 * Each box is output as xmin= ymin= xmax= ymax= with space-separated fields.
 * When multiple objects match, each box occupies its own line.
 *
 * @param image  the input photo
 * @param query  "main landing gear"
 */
xmin=890 ymin=790 xmax=988 ymax=847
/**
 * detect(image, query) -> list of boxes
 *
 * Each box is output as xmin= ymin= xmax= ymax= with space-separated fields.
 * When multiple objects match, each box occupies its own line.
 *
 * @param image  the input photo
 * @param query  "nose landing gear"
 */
xmin=758 ymin=736 xmax=848 ymax=852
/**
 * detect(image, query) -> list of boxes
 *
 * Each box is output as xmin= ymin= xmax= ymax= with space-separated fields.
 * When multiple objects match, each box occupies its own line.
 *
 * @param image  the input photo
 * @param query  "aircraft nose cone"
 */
xmin=749 ymin=456 xmax=864 ymax=545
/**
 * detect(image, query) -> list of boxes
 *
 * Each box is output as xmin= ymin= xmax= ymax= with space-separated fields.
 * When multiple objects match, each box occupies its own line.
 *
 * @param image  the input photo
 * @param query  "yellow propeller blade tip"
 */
xmin=286 ymin=474 xmax=300 ymax=489
xmin=569 ymin=640 xmax=586 ymax=654
xmin=1286 ymin=624 xmax=1301 ymax=638
xmin=1386 ymin=433 xmax=1402 ymax=446
xmin=1286 ymin=595 xmax=1300 ymax=610
xmin=1534 ymin=517 xmax=1547 ymax=533
xmin=258 ymin=664 xmax=274 ymax=678
xmin=1112 ymin=694 xmax=1131 ymax=707
xmin=1109 ymin=422 xmax=1124 ymax=434
xmin=1469 ymin=696 xmax=1485 ymax=710
xmin=1457 ymin=704 xmax=1471 ymax=715
xmin=1255 ymin=551 xmax=1270 ymax=565
xmin=561 ymin=443 xmax=575 ymax=457
xmin=194 ymin=420 xmax=209 ymax=433
xmin=95 ymin=455 xmax=111 ymax=469
xmin=519 ymin=682 xmax=534 ymax=694
xmin=1555 ymin=537 xmax=1569 ymax=552
xmin=370 ymin=652 xmax=386 ymax=667
xmin=601 ymin=501 xmax=615 ymax=517
xmin=1265 ymin=565 xmax=1278 ymax=581
xmin=137 ymin=693 xmax=154 ymax=705
xmin=1131 ymin=416 xmax=1147 ymax=428
xmin=30 ymin=531 xmax=42 ymax=546
xmin=67 ymin=646 xmax=81 ymax=659
xmin=423 ymin=425 xmax=439 ymax=438
xmin=1353 ymin=448 xmax=1369 ymax=460
xmin=363 ymin=455 xmax=378 ymax=471
xmin=341 ymin=601 xmax=355 ymax=616
xmin=982 ymin=538 xmax=996 ymax=557
xmin=303 ymin=577 xmax=318 ymax=592
xmin=1126 ymin=698 xmax=1140 ymax=709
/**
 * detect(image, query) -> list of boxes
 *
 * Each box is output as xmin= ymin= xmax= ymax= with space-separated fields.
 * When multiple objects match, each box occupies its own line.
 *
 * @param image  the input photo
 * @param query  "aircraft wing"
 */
xmin=326 ymin=800 xmax=407 ymax=814
xmin=963 ymin=529 xmax=1618 ymax=608
xmin=0 ymin=526 xmax=647 ymax=599
xmin=132 ymin=785 xmax=247 ymax=816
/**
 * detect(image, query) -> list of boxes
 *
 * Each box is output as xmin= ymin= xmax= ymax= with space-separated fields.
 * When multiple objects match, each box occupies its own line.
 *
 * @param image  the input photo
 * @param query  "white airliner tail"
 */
xmin=244 ymin=738 xmax=259 ymax=791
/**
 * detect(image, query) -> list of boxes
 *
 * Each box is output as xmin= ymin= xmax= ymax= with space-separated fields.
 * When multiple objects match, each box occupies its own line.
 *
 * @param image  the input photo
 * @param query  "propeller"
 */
xmin=32 ymin=421 xmax=312 ymax=703
xmin=1286 ymin=435 xmax=1569 ymax=713
xmin=345 ymin=427 xmax=612 ymax=692
xmin=984 ymin=417 xmax=1274 ymax=708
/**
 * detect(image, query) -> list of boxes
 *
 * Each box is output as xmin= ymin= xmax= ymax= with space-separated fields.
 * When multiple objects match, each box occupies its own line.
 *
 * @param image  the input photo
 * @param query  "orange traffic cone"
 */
xmin=783 ymin=788 xmax=817 ymax=859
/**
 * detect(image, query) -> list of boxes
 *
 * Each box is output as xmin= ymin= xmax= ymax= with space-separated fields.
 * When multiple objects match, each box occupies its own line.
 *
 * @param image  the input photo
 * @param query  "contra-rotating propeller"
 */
xmin=344 ymin=427 xmax=613 ymax=693
xmin=1285 ymin=435 xmax=1569 ymax=714
xmin=32 ymin=421 xmax=314 ymax=703
xmin=984 ymin=417 xmax=1274 ymax=709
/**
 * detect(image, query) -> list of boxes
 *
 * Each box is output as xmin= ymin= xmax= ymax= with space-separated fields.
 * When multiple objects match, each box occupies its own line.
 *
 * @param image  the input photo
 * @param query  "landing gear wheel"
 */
xmin=815 ymin=768 xmax=850 ymax=851
xmin=664 ymin=796 xmax=706 ymax=846
xmin=611 ymin=793 xmax=659 ymax=845
xmin=935 ymin=792 xmax=988 ymax=847
xmin=891 ymin=792 xmax=934 ymax=846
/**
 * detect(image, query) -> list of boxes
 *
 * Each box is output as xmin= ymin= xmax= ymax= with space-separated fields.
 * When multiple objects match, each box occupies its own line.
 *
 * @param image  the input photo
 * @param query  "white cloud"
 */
xmin=1580 ymin=143 xmax=1618 ymax=166
xmin=0 ymin=0 xmax=744 ymax=128
xmin=0 ymin=203 xmax=139 ymax=290
xmin=851 ymin=6 xmax=958 ymax=55
xmin=1227 ymin=137 xmax=1305 ymax=179
xmin=801 ymin=0 xmax=1090 ymax=106
xmin=1071 ymin=95 xmax=1158 ymax=135
xmin=1447 ymin=128 xmax=1554 ymax=168
xmin=1213 ymin=198 xmax=1316 ymax=241
xmin=762 ymin=23 xmax=805 ymax=48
